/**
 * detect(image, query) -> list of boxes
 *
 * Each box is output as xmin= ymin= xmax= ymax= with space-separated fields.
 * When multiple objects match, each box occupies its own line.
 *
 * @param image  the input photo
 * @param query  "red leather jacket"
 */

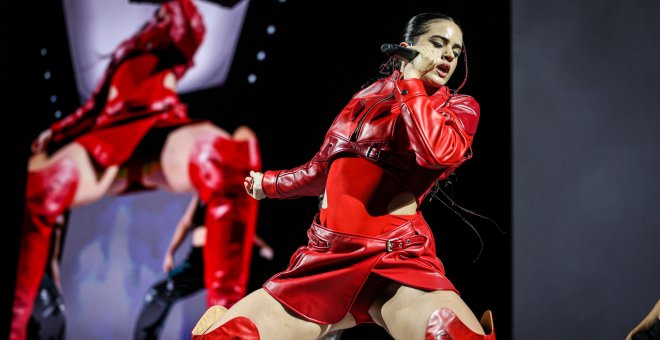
xmin=49 ymin=0 xmax=205 ymax=148
xmin=261 ymin=71 xmax=480 ymax=205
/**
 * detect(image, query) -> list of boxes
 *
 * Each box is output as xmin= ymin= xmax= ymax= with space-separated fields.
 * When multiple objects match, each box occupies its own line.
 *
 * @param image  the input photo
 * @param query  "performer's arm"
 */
xmin=393 ymin=44 xmax=479 ymax=169
xmin=162 ymin=195 xmax=199 ymax=272
xmin=627 ymin=299 xmax=660 ymax=340
xmin=394 ymin=78 xmax=479 ymax=168
xmin=253 ymin=234 xmax=274 ymax=260
xmin=256 ymin=143 xmax=330 ymax=199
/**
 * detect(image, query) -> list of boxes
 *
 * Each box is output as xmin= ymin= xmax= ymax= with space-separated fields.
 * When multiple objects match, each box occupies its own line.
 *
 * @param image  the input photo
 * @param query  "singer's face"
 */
xmin=414 ymin=20 xmax=463 ymax=87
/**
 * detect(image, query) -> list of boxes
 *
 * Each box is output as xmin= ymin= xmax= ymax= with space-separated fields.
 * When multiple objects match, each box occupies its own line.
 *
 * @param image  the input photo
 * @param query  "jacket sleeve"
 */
xmin=260 ymin=139 xmax=330 ymax=199
xmin=394 ymin=78 xmax=479 ymax=168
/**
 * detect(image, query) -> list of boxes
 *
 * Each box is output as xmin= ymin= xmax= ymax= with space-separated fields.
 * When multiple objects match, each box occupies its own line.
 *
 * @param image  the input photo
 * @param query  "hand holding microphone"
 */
xmin=381 ymin=44 xmax=419 ymax=62
xmin=381 ymin=43 xmax=441 ymax=80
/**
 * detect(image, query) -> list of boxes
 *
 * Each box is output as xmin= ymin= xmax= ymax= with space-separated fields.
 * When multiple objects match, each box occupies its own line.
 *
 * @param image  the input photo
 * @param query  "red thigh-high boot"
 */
xmin=191 ymin=306 xmax=260 ymax=339
xmin=11 ymin=159 xmax=79 ymax=340
xmin=426 ymin=308 xmax=496 ymax=340
xmin=189 ymin=135 xmax=261 ymax=308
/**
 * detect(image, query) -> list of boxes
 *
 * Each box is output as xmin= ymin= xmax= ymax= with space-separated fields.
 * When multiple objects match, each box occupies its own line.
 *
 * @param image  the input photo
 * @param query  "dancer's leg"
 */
xmin=373 ymin=283 xmax=494 ymax=340
xmin=193 ymin=289 xmax=356 ymax=340
xmin=12 ymin=144 xmax=118 ymax=340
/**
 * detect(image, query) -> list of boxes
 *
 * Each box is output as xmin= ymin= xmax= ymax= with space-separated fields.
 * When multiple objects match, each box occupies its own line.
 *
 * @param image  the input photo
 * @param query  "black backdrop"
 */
xmin=513 ymin=1 xmax=660 ymax=339
xmin=2 ymin=0 xmax=511 ymax=338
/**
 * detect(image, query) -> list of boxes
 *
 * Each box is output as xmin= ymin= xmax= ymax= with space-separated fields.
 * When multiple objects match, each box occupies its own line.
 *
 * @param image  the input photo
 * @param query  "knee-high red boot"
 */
xmin=191 ymin=305 xmax=259 ymax=340
xmin=11 ymin=159 xmax=79 ymax=340
xmin=426 ymin=308 xmax=496 ymax=340
xmin=189 ymin=135 xmax=261 ymax=308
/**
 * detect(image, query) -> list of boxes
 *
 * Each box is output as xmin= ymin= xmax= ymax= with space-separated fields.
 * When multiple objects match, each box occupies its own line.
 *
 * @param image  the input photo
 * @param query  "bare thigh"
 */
xmin=28 ymin=143 xmax=119 ymax=207
xmin=373 ymin=283 xmax=484 ymax=340
xmin=205 ymin=289 xmax=322 ymax=339
xmin=158 ymin=122 xmax=231 ymax=192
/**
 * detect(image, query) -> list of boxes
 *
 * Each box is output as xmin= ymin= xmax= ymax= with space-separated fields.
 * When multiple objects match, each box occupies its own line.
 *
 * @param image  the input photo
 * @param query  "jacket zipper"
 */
xmin=350 ymin=93 xmax=394 ymax=141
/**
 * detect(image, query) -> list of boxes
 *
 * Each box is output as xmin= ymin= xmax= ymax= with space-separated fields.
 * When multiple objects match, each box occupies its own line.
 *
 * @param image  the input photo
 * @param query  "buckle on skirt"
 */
xmin=386 ymin=235 xmax=426 ymax=252
xmin=307 ymin=229 xmax=330 ymax=248
xmin=386 ymin=239 xmax=394 ymax=252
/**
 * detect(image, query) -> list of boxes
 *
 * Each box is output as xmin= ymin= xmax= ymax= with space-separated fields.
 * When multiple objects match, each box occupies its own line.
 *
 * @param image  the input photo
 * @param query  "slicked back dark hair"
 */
xmin=402 ymin=13 xmax=457 ymax=45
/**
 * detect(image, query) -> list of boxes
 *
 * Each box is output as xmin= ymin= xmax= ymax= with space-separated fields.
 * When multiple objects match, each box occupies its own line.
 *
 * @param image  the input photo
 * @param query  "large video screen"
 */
xmin=62 ymin=0 xmax=249 ymax=100
xmin=61 ymin=191 xmax=204 ymax=340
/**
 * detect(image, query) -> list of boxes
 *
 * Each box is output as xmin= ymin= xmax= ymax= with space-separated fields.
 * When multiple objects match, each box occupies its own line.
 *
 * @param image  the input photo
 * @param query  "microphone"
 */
xmin=381 ymin=44 xmax=419 ymax=62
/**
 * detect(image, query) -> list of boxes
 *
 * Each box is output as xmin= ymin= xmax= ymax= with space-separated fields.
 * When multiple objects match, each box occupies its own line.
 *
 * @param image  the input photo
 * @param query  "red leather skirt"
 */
xmin=263 ymin=213 xmax=458 ymax=325
xmin=74 ymin=108 xmax=195 ymax=168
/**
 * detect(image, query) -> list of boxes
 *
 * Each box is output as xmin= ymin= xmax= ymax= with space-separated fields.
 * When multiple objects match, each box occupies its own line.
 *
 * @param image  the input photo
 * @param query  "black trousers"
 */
xmin=133 ymin=246 xmax=205 ymax=340
xmin=27 ymin=273 xmax=66 ymax=340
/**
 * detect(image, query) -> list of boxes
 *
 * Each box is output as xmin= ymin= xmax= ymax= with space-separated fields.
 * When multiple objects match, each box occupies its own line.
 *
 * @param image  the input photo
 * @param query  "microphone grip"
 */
xmin=380 ymin=44 xmax=419 ymax=62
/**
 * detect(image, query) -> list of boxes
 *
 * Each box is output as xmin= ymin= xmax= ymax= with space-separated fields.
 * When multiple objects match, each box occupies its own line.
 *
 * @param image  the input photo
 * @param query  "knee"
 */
xmin=26 ymin=158 xmax=79 ymax=218
xmin=188 ymin=136 xmax=261 ymax=201
xmin=144 ymin=281 xmax=174 ymax=303
xmin=425 ymin=308 xmax=495 ymax=339
xmin=192 ymin=298 xmax=261 ymax=339
xmin=381 ymin=292 xmax=490 ymax=339
xmin=188 ymin=137 xmax=229 ymax=201
xmin=232 ymin=126 xmax=257 ymax=141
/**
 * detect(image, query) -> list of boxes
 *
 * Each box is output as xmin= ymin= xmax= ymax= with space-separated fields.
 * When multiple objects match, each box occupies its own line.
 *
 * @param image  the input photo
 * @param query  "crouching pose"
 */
xmin=11 ymin=0 xmax=258 ymax=339
xmin=192 ymin=13 xmax=495 ymax=340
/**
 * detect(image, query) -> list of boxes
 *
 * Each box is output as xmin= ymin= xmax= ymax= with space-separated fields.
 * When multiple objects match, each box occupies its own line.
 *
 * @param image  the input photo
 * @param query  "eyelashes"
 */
xmin=430 ymin=41 xmax=461 ymax=58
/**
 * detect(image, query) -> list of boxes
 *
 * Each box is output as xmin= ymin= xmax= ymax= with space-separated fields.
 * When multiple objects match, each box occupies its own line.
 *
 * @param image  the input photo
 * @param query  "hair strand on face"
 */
xmin=453 ymin=43 xmax=468 ymax=95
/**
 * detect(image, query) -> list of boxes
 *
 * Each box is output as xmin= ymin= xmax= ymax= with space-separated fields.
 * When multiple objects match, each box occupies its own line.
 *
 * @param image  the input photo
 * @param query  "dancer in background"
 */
xmin=27 ymin=213 xmax=67 ymax=340
xmin=134 ymin=195 xmax=273 ymax=340
xmin=193 ymin=12 xmax=495 ymax=340
xmin=11 ymin=0 xmax=258 ymax=338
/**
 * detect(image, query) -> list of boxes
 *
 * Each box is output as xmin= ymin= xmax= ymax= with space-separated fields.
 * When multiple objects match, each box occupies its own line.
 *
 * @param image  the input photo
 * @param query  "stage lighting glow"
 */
xmin=247 ymin=74 xmax=257 ymax=84
xmin=41 ymin=48 xmax=48 ymax=56
xmin=50 ymin=95 xmax=58 ymax=103
xmin=257 ymin=51 xmax=266 ymax=61
xmin=55 ymin=110 xmax=62 ymax=118
xmin=267 ymin=25 xmax=276 ymax=35
xmin=44 ymin=71 xmax=51 ymax=80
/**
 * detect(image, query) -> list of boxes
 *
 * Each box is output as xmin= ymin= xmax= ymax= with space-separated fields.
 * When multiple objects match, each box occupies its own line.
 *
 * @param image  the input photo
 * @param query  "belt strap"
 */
xmin=326 ymin=135 xmax=413 ymax=170
xmin=386 ymin=235 xmax=426 ymax=252
xmin=358 ymin=143 xmax=412 ymax=169
xmin=307 ymin=229 xmax=330 ymax=248
xmin=307 ymin=227 xmax=426 ymax=252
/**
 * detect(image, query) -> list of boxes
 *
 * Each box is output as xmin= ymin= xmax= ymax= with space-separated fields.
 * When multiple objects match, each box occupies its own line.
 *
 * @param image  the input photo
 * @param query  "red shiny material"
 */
xmin=263 ymin=213 xmax=457 ymax=325
xmin=191 ymin=316 xmax=260 ymax=340
xmin=189 ymin=135 xmax=261 ymax=307
xmin=426 ymin=308 xmax=496 ymax=340
xmin=49 ymin=0 xmax=205 ymax=167
xmin=261 ymin=71 xmax=479 ymax=205
xmin=319 ymin=156 xmax=416 ymax=236
xmin=11 ymin=159 xmax=79 ymax=340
